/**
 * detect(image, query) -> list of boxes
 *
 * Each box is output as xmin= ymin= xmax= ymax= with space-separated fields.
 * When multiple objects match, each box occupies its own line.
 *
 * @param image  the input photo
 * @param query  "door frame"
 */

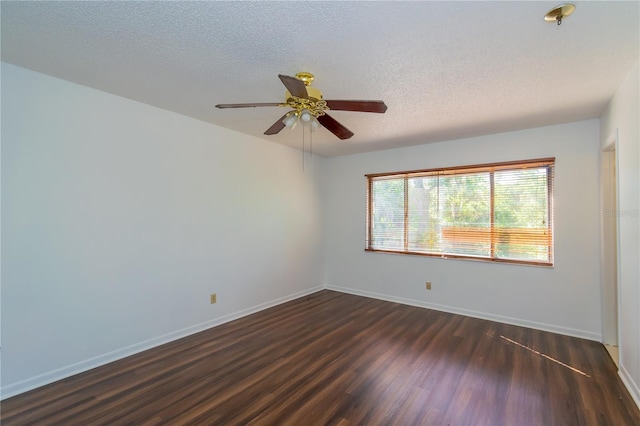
xmin=600 ymin=129 xmax=621 ymax=352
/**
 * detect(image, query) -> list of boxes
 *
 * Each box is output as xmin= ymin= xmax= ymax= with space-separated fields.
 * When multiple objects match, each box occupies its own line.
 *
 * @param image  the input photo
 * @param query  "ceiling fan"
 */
xmin=215 ymin=72 xmax=387 ymax=140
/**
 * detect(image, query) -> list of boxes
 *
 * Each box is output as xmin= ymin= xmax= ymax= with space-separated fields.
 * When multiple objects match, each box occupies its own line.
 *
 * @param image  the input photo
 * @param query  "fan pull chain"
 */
xmin=309 ymin=128 xmax=313 ymax=157
xmin=302 ymin=126 xmax=305 ymax=171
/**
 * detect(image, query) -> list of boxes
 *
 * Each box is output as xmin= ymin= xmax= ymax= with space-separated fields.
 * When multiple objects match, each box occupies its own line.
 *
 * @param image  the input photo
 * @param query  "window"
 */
xmin=366 ymin=158 xmax=554 ymax=266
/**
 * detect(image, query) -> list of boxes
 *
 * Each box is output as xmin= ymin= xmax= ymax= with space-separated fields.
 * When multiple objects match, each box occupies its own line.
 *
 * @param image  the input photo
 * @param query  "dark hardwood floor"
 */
xmin=2 ymin=290 xmax=639 ymax=425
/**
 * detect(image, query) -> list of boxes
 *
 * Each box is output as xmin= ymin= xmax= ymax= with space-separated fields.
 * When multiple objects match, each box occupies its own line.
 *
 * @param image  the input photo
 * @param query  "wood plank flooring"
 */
xmin=2 ymin=290 xmax=639 ymax=425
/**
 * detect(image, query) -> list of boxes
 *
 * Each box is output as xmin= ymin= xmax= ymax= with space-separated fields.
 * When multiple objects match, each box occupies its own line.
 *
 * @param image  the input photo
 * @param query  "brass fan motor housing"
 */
xmin=284 ymin=72 xmax=327 ymax=117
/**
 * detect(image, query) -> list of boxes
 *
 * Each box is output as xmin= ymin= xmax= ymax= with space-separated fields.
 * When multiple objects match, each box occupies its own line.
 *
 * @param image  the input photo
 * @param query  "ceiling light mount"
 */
xmin=545 ymin=4 xmax=575 ymax=26
xmin=295 ymin=72 xmax=315 ymax=87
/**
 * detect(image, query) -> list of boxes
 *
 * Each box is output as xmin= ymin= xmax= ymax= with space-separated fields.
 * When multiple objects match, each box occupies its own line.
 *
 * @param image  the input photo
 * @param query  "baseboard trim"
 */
xmin=620 ymin=364 xmax=640 ymax=410
xmin=325 ymin=285 xmax=601 ymax=342
xmin=1 ymin=286 xmax=324 ymax=400
xmin=1 ymin=284 xmax=609 ymax=400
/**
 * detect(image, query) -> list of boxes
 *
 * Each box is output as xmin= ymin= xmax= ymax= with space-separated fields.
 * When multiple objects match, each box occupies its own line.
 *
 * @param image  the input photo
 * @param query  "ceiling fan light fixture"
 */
xmin=300 ymin=109 xmax=313 ymax=124
xmin=283 ymin=112 xmax=298 ymax=129
xmin=310 ymin=117 xmax=319 ymax=133
xmin=216 ymin=72 xmax=387 ymax=140
xmin=299 ymin=109 xmax=320 ymax=132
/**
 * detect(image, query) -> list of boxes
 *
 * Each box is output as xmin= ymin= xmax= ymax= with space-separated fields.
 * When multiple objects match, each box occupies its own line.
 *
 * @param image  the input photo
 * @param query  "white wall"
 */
xmin=1 ymin=63 xmax=325 ymax=398
xmin=600 ymin=59 xmax=640 ymax=407
xmin=1 ymin=60 xmax=630 ymax=403
xmin=325 ymin=120 xmax=602 ymax=340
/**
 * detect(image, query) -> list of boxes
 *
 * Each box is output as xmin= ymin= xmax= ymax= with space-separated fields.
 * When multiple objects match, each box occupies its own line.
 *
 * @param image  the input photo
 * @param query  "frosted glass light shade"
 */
xmin=283 ymin=113 xmax=298 ymax=129
xmin=300 ymin=109 xmax=313 ymax=124
xmin=310 ymin=118 xmax=319 ymax=132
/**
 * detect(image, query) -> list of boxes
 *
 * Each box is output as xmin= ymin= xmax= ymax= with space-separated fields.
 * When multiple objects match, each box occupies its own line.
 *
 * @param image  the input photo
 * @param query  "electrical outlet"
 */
xmin=210 ymin=293 xmax=217 ymax=304
xmin=426 ymin=282 xmax=432 ymax=290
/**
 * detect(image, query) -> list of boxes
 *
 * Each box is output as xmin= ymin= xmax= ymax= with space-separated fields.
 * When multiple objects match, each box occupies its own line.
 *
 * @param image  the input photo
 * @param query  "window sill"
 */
xmin=364 ymin=248 xmax=554 ymax=268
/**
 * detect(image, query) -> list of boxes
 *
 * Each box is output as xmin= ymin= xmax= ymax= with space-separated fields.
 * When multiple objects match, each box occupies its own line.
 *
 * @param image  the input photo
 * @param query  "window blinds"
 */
xmin=366 ymin=158 xmax=554 ymax=266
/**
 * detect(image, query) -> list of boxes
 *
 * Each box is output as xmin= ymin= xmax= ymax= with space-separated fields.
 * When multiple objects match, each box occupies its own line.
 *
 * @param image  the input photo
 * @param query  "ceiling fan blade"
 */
xmin=324 ymin=100 xmax=388 ymax=113
xmin=264 ymin=113 xmax=289 ymax=135
xmin=317 ymin=114 xmax=354 ymax=140
xmin=278 ymin=74 xmax=308 ymax=99
xmin=216 ymin=102 xmax=282 ymax=108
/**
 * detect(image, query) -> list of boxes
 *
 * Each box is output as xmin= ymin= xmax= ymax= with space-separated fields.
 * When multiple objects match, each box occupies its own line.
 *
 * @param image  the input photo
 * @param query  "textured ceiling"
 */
xmin=2 ymin=1 xmax=639 ymax=157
